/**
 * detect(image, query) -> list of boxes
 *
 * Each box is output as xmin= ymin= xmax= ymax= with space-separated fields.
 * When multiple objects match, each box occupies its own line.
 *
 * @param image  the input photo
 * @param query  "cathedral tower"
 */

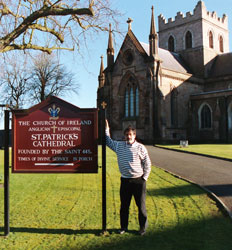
xmin=158 ymin=1 xmax=229 ymax=77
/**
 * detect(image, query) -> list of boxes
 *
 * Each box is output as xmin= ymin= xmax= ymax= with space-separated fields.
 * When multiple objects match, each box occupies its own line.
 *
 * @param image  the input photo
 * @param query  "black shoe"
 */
xmin=119 ymin=229 xmax=127 ymax=235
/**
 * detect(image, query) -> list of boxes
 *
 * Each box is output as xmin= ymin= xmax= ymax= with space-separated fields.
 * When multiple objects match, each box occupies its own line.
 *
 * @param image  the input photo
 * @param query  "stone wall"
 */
xmin=190 ymin=90 xmax=232 ymax=142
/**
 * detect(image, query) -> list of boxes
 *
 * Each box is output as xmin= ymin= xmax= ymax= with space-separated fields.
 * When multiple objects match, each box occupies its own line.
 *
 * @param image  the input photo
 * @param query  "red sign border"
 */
xmin=12 ymin=96 xmax=98 ymax=173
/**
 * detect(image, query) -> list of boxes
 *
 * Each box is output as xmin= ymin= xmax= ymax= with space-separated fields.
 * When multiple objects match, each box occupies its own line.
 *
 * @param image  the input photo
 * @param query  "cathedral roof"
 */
xmin=140 ymin=42 xmax=191 ymax=74
xmin=209 ymin=52 xmax=232 ymax=78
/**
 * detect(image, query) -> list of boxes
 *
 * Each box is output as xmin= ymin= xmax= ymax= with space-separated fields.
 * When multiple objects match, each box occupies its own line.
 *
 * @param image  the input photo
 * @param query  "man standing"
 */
xmin=105 ymin=120 xmax=151 ymax=235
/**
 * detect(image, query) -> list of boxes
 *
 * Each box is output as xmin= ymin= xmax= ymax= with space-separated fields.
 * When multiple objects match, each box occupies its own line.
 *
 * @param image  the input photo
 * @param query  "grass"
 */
xmin=156 ymin=144 xmax=232 ymax=160
xmin=0 ymin=150 xmax=3 ymax=184
xmin=0 ymin=147 xmax=232 ymax=250
xmin=0 ymin=148 xmax=11 ymax=184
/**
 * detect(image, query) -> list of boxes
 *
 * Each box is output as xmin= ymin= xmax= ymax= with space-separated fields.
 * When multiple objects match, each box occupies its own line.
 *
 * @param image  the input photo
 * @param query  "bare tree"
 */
xmin=28 ymin=53 xmax=78 ymax=102
xmin=0 ymin=55 xmax=30 ymax=108
xmin=0 ymin=0 xmax=121 ymax=54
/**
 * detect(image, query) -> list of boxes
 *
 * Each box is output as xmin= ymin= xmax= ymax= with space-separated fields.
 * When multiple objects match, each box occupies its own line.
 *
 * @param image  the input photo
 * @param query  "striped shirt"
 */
xmin=106 ymin=128 xmax=151 ymax=181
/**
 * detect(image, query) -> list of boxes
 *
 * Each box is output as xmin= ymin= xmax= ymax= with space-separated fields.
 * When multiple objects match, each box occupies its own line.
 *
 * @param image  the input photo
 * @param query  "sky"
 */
xmin=0 ymin=0 xmax=231 ymax=128
xmin=59 ymin=0 xmax=232 ymax=110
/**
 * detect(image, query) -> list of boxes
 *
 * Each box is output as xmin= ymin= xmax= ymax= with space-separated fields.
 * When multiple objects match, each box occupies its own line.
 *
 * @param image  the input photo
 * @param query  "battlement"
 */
xmin=158 ymin=1 xmax=228 ymax=31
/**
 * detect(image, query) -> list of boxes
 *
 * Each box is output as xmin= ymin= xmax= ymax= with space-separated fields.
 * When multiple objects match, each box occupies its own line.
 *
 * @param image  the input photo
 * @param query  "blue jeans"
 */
xmin=120 ymin=177 xmax=148 ymax=231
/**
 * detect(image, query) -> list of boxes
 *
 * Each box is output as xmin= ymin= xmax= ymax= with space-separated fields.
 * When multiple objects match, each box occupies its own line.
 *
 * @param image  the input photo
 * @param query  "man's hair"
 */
xmin=124 ymin=125 xmax=136 ymax=135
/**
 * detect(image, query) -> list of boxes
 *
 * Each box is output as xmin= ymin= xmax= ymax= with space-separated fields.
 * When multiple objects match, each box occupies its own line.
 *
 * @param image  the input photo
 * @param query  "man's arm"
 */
xmin=105 ymin=120 xmax=118 ymax=153
xmin=141 ymin=146 xmax=151 ymax=181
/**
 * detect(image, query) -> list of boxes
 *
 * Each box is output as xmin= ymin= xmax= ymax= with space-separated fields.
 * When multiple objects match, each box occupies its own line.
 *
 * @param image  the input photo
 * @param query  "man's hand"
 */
xmin=105 ymin=119 xmax=109 ymax=130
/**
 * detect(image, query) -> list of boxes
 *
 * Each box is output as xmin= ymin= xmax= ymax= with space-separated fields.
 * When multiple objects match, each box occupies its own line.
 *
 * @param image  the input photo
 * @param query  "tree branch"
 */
xmin=0 ymin=2 xmax=25 ymax=19
xmin=1 ymin=4 xmax=94 ymax=50
xmin=29 ymin=23 xmax=64 ymax=43
xmin=2 ymin=43 xmax=74 ymax=54
xmin=0 ymin=0 xmax=121 ymax=54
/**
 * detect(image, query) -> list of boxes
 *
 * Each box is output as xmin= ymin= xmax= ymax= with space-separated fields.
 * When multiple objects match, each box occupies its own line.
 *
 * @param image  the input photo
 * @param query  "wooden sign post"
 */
xmin=2 ymin=96 xmax=101 ymax=236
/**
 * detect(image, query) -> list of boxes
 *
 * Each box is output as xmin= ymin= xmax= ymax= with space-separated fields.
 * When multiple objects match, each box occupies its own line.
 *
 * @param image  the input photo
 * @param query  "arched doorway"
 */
xmin=228 ymin=102 xmax=232 ymax=141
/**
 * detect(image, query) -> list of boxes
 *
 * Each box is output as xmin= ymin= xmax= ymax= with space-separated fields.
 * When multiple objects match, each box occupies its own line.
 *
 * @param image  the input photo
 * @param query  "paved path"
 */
xmin=146 ymin=146 xmax=232 ymax=218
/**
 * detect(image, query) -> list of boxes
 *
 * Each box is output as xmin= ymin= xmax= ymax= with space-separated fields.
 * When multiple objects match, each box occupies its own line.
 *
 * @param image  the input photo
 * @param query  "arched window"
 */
xmin=171 ymin=88 xmax=178 ymax=126
xmin=219 ymin=36 xmax=224 ymax=53
xmin=124 ymin=78 xmax=139 ymax=118
xmin=130 ymin=87 xmax=134 ymax=117
xmin=209 ymin=31 xmax=214 ymax=49
xmin=228 ymin=102 xmax=232 ymax=131
xmin=185 ymin=31 xmax=192 ymax=49
xmin=168 ymin=35 xmax=175 ymax=52
xmin=125 ymin=89 xmax=129 ymax=117
xmin=198 ymin=103 xmax=212 ymax=129
xmin=135 ymin=87 xmax=139 ymax=117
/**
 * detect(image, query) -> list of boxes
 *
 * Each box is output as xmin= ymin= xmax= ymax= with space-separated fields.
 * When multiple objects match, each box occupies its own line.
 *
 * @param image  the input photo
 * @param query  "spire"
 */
xmin=149 ymin=6 xmax=158 ymax=57
xmin=100 ymin=55 xmax=104 ymax=75
xmin=150 ymin=6 xmax=156 ymax=37
xmin=98 ymin=55 xmax=105 ymax=88
xmin=107 ymin=24 xmax=114 ymax=51
xmin=107 ymin=24 xmax=114 ymax=67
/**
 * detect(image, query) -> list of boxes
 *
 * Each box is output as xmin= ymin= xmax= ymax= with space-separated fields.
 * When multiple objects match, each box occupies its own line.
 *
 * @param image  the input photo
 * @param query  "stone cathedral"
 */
xmin=97 ymin=1 xmax=232 ymax=144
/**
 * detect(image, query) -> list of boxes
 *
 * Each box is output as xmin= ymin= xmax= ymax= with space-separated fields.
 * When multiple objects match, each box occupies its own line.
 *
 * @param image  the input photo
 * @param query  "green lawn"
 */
xmin=0 ymin=148 xmax=232 ymax=250
xmin=0 ymin=149 xmax=11 ymax=184
xmin=156 ymin=144 xmax=232 ymax=160
xmin=0 ymin=150 xmax=3 ymax=184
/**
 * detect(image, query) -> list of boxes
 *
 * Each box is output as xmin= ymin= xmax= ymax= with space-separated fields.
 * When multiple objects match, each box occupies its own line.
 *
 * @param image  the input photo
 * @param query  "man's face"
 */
xmin=124 ymin=130 xmax=136 ymax=144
